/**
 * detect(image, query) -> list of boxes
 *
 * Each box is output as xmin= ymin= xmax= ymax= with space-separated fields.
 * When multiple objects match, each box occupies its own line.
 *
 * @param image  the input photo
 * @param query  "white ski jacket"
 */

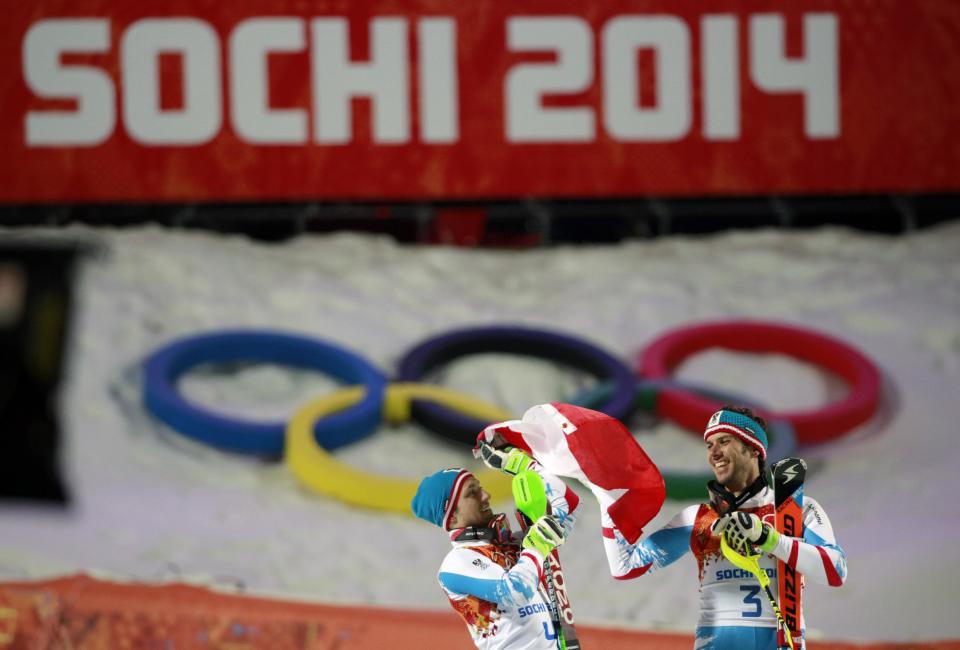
xmin=602 ymin=485 xmax=846 ymax=647
xmin=437 ymin=464 xmax=580 ymax=650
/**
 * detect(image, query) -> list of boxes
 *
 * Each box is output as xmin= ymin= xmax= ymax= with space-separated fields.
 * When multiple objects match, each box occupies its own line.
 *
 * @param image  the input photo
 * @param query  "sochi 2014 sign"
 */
xmin=1 ymin=1 xmax=957 ymax=202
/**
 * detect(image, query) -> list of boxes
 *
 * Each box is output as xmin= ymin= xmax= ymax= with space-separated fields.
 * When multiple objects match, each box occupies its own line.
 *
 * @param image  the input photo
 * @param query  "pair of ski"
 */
xmin=512 ymin=470 xmax=581 ymax=650
xmin=720 ymin=457 xmax=806 ymax=650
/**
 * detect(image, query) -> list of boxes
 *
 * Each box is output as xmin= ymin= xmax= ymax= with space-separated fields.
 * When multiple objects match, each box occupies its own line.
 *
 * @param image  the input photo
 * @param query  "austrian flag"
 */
xmin=476 ymin=403 xmax=665 ymax=543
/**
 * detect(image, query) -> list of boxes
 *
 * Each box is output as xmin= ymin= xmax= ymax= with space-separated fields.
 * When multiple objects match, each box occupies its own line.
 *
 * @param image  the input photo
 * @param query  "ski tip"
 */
xmin=773 ymin=456 xmax=806 ymax=470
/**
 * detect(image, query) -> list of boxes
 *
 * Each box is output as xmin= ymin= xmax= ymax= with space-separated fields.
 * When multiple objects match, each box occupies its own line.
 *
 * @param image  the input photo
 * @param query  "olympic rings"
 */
xmin=143 ymin=330 xmax=387 ymax=456
xmin=139 ymin=321 xmax=881 ymax=513
xmin=571 ymin=379 xmax=797 ymax=501
xmin=285 ymin=383 xmax=515 ymax=513
xmin=637 ymin=320 xmax=882 ymax=446
xmin=396 ymin=326 xmax=637 ymax=445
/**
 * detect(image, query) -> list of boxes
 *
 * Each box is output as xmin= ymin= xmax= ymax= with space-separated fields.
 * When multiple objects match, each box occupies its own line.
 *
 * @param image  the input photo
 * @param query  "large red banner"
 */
xmin=1 ymin=1 xmax=958 ymax=202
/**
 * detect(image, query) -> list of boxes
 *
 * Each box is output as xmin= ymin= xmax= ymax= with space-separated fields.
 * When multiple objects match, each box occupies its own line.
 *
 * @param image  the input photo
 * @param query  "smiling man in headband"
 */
xmin=598 ymin=405 xmax=848 ymax=649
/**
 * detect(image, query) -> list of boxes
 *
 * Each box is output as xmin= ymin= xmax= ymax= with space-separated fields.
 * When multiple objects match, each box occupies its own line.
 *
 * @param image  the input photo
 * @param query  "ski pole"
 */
xmin=720 ymin=536 xmax=795 ymax=650
xmin=513 ymin=470 xmax=572 ymax=650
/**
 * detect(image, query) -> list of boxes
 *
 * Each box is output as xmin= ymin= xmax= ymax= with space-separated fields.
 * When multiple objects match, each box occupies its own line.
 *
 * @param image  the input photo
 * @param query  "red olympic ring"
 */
xmin=636 ymin=320 xmax=882 ymax=446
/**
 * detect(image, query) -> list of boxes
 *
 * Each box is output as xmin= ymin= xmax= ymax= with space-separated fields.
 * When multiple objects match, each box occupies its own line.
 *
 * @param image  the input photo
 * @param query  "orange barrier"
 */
xmin=0 ymin=574 xmax=955 ymax=650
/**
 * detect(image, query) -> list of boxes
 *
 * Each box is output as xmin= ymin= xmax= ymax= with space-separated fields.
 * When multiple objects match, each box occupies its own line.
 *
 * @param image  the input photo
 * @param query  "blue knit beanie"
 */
xmin=411 ymin=468 xmax=473 ymax=529
xmin=703 ymin=409 xmax=769 ymax=460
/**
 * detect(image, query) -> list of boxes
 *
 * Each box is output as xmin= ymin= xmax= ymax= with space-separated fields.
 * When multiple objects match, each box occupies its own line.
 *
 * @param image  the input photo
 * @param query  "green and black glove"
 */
xmin=713 ymin=512 xmax=779 ymax=553
xmin=476 ymin=442 xmax=534 ymax=476
xmin=522 ymin=514 xmax=565 ymax=557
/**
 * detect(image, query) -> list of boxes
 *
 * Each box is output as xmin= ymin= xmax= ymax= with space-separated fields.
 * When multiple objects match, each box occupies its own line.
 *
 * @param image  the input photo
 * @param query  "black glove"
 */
xmin=522 ymin=514 xmax=565 ymax=556
xmin=712 ymin=512 xmax=775 ymax=552
xmin=476 ymin=442 xmax=534 ymax=475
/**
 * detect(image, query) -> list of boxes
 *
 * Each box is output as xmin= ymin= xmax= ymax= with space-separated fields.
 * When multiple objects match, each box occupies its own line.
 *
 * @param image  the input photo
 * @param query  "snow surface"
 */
xmin=1 ymin=223 xmax=959 ymax=643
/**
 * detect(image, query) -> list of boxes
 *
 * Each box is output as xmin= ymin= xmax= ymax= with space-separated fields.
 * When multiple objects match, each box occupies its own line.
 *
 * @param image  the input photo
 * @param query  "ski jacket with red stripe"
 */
xmin=601 ymin=486 xmax=846 ymax=644
xmin=437 ymin=463 xmax=580 ymax=649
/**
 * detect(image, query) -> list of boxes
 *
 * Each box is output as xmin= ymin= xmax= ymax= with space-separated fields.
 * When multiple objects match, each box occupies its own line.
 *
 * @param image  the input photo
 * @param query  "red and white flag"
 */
xmin=476 ymin=403 xmax=664 ymax=543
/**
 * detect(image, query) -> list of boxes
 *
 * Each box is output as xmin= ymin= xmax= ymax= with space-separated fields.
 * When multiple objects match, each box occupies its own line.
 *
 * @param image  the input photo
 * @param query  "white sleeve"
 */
xmin=438 ymin=547 xmax=546 ymax=607
xmin=529 ymin=460 xmax=581 ymax=537
xmin=601 ymin=505 xmax=696 ymax=579
xmin=768 ymin=495 xmax=847 ymax=587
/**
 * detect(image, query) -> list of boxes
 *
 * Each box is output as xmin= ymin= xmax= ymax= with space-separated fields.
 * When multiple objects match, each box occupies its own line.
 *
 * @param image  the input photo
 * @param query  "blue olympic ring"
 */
xmin=139 ymin=323 xmax=876 ymax=464
xmin=142 ymin=330 xmax=387 ymax=456
xmin=395 ymin=325 xmax=637 ymax=445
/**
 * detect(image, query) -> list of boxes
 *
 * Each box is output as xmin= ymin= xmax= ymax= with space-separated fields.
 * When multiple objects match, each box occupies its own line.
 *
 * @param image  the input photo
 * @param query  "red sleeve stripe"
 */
xmin=615 ymin=564 xmax=652 ymax=580
xmin=521 ymin=550 xmax=544 ymax=582
xmin=601 ymin=527 xmax=651 ymax=580
xmin=564 ymin=485 xmax=581 ymax=513
xmin=817 ymin=546 xmax=844 ymax=586
xmin=788 ymin=539 xmax=800 ymax=569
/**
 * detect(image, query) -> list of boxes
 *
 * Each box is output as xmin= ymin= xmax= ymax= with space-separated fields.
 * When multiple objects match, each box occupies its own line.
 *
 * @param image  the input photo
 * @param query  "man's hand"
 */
xmin=522 ymin=514 xmax=565 ymax=557
xmin=476 ymin=442 xmax=534 ymax=476
xmin=712 ymin=512 xmax=778 ymax=553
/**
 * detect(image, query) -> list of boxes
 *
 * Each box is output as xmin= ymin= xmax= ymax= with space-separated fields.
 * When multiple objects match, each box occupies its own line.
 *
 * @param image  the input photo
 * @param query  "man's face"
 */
xmin=450 ymin=477 xmax=493 ymax=529
xmin=705 ymin=433 xmax=757 ymax=490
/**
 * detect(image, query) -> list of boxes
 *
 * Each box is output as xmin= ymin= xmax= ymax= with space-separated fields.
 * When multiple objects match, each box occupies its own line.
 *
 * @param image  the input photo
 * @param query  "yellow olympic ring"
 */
xmin=285 ymin=383 xmax=515 ymax=514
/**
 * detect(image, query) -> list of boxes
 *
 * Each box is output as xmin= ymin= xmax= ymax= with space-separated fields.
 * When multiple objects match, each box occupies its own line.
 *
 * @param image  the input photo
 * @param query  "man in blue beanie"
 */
xmin=597 ymin=405 xmax=847 ymax=650
xmin=412 ymin=446 xmax=581 ymax=649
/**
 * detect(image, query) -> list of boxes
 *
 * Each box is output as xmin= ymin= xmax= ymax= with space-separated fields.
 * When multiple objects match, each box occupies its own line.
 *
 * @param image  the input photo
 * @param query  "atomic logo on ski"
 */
xmin=781 ymin=462 xmax=801 ymax=482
